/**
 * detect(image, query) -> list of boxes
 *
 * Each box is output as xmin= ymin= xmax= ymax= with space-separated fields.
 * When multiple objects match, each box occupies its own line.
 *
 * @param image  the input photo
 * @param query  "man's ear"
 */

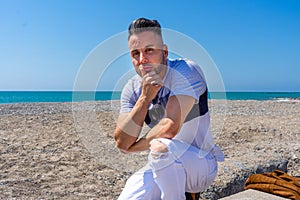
xmin=163 ymin=44 xmax=168 ymax=58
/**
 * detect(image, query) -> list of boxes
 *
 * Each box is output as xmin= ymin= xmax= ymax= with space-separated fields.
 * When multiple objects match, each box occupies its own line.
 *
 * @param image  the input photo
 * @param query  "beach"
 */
xmin=0 ymin=100 xmax=299 ymax=199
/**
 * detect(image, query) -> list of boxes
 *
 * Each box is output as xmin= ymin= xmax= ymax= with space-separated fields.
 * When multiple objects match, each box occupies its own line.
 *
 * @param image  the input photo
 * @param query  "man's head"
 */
xmin=128 ymin=18 xmax=168 ymax=77
xmin=128 ymin=18 xmax=162 ymax=41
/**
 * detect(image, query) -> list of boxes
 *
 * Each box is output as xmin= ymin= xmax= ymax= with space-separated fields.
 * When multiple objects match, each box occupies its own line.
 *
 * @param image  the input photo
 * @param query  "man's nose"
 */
xmin=139 ymin=52 xmax=148 ymax=63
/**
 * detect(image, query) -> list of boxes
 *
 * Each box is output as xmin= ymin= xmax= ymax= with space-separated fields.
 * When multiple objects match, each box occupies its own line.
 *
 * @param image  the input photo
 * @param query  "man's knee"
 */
xmin=149 ymin=139 xmax=169 ymax=159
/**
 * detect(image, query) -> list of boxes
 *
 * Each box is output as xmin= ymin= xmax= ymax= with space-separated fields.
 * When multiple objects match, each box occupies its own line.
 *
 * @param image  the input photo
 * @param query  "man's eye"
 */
xmin=145 ymin=48 xmax=154 ymax=54
xmin=131 ymin=51 xmax=140 ymax=58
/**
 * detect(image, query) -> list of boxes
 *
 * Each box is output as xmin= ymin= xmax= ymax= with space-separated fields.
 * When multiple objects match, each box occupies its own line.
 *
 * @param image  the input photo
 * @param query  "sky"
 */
xmin=1 ymin=0 xmax=300 ymax=92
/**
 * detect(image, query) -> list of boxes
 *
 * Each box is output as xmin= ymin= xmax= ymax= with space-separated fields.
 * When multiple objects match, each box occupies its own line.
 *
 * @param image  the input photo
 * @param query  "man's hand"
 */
xmin=119 ymin=148 xmax=131 ymax=154
xmin=150 ymin=139 xmax=168 ymax=153
xmin=140 ymin=66 xmax=162 ymax=102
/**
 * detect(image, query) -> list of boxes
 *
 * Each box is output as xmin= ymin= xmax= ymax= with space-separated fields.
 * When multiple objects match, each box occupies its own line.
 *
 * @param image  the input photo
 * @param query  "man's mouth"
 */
xmin=140 ymin=64 xmax=153 ymax=73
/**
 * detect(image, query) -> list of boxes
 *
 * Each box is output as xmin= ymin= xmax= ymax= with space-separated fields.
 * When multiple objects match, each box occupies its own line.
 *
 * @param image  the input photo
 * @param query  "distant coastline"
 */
xmin=0 ymin=91 xmax=300 ymax=104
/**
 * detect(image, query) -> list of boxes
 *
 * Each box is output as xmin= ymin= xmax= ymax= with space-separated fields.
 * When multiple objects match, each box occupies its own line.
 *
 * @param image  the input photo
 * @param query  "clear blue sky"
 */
xmin=1 ymin=0 xmax=299 ymax=92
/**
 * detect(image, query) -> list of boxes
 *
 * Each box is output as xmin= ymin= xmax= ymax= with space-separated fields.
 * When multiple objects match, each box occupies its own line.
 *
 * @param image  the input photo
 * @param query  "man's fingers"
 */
xmin=139 ymin=66 xmax=146 ymax=77
xmin=150 ymin=140 xmax=168 ymax=152
xmin=140 ymin=68 xmax=163 ymax=87
xmin=151 ymin=80 xmax=163 ymax=86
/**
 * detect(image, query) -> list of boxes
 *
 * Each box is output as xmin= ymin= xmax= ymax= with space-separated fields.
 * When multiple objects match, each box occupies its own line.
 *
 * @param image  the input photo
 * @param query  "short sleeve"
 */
xmin=168 ymin=59 xmax=207 ymax=103
xmin=119 ymin=76 xmax=140 ymax=113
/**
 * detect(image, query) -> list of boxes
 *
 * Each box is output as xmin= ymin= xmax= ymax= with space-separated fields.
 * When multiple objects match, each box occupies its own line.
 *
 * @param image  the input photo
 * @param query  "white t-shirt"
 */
xmin=120 ymin=58 xmax=215 ymax=151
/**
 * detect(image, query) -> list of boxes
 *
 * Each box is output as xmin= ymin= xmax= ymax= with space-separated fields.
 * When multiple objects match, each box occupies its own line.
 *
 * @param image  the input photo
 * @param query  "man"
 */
xmin=114 ymin=18 xmax=224 ymax=200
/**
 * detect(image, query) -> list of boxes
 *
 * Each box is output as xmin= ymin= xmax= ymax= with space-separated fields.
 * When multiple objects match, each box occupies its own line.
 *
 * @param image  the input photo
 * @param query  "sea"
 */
xmin=0 ymin=91 xmax=300 ymax=104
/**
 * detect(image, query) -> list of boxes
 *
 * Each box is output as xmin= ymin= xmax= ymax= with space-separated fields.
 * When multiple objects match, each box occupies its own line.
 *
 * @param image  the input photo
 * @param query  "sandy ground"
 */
xmin=0 ymin=100 xmax=299 ymax=199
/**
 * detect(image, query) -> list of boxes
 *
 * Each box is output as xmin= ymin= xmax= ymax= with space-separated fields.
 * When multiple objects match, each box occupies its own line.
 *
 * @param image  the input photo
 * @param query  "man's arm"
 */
xmin=125 ymin=94 xmax=196 ymax=152
xmin=114 ymin=66 xmax=163 ymax=152
xmin=114 ymin=95 xmax=151 ymax=151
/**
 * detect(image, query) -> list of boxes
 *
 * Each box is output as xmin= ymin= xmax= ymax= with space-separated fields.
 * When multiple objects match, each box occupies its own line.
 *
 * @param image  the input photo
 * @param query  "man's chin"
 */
xmin=140 ymin=64 xmax=153 ymax=73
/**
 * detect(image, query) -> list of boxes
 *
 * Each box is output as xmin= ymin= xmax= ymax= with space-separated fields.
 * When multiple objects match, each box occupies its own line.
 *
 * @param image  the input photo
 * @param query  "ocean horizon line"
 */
xmin=1 ymin=91 xmax=300 ymax=104
xmin=0 ymin=90 xmax=299 ymax=92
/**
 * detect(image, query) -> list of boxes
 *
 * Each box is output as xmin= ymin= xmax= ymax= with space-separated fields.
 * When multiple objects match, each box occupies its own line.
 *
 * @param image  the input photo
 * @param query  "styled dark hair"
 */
xmin=128 ymin=17 xmax=162 ymax=40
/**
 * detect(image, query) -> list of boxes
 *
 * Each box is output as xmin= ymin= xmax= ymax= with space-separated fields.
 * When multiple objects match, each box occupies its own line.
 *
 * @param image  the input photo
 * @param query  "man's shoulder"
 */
xmin=166 ymin=58 xmax=206 ymax=84
xmin=168 ymin=58 xmax=187 ymax=68
xmin=168 ymin=58 xmax=199 ymax=70
xmin=122 ymin=74 xmax=141 ymax=95
xmin=125 ymin=74 xmax=141 ymax=86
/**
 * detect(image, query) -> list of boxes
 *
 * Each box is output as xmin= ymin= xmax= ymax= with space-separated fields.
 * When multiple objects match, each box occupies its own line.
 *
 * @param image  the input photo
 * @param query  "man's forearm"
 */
xmin=125 ymin=137 xmax=150 ymax=152
xmin=146 ymin=117 xmax=179 ymax=140
xmin=126 ymin=117 xmax=179 ymax=152
xmin=114 ymin=95 xmax=151 ymax=150
xmin=119 ymin=96 xmax=151 ymax=136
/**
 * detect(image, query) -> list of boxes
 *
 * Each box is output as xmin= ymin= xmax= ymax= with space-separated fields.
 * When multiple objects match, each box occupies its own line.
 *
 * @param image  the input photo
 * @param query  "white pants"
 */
xmin=118 ymin=139 xmax=222 ymax=200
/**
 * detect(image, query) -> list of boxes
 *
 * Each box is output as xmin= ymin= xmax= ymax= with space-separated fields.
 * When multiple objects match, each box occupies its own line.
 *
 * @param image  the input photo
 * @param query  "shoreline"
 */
xmin=0 ymin=100 xmax=299 ymax=199
xmin=1 ymin=97 xmax=299 ymax=108
xmin=1 ymin=91 xmax=300 ymax=105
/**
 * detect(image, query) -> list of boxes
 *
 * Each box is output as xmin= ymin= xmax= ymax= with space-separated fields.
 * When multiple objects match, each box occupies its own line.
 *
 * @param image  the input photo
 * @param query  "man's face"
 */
xmin=128 ymin=31 xmax=168 ymax=77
